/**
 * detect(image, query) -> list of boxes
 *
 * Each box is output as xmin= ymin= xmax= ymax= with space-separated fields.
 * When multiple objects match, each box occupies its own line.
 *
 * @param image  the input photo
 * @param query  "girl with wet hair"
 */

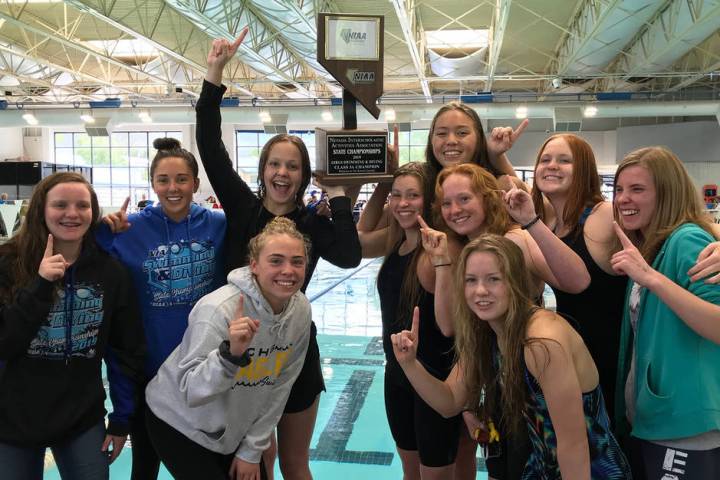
xmin=360 ymin=162 xmax=467 ymax=479
xmin=145 ymin=217 xmax=312 ymax=480
xmin=0 ymin=172 xmax=145 ymax=479
xmin=392 ymin=234 xmax=631 ymax=479
xmin=98 ymin=137 xmax=226 ymax=478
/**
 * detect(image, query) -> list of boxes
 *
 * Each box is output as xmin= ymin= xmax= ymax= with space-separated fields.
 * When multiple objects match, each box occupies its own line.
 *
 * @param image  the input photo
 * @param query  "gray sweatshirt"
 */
xmin=145 ymin=266 xmax=311 ymax=463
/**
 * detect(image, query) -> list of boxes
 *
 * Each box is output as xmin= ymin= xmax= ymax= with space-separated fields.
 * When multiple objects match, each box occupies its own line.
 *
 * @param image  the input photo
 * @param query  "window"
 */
xmin=54 ymin=131 xmax=182 ymax=207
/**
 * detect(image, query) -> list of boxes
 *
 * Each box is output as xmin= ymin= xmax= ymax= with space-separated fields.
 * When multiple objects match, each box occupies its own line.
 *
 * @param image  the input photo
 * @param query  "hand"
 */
xmin=486 ymin=119 xmax=528 ymax=157
xmin=102 ymin=196 xmax=131 ymax=233
xmin=417 ymin=216 xmax=450 ymax=263
xmin=503 ymin=188 xmax=537 ymax=225
xmin=387 ymin=124 xmax=399 ymax=174
xmin=312 ymin=177 xmax=345 ymax=200
xmin=38 ymin=234 xmax=68 ymax=281
xmin=688 ymin=241 xmax=720 ymax=284
xmin=207 ymin=28 xmax=248 ymax=71
xmin=101 ymin=434 xmax=127 ymax=464
xmin=391 ymin=306 xmax=420 ymax=365
xmin=610 ymin=222 xmax=657 ymax=287
xmin=229 ymin=457 xmax=261 ymax=480
xmin=229 ymin=295 xmax=260 ymax=357
xmin=315 ymin=197 xmax=331 ymax=218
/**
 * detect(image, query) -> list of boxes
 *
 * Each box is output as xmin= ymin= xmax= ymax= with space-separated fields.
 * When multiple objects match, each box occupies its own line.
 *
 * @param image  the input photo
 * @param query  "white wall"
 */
xmin=0 ymin=128 xmax=23 ymax=160
xmin=504 ymin=130 xmax=618 ymax=168
xmin=615 ymin=121 xmax=720 ymax=189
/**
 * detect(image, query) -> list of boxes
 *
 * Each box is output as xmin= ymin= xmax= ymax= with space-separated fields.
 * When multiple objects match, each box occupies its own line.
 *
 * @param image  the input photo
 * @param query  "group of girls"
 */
xmin=0 ymin=28 xmax=361 ymax=480
xmin=2 ymin=28 xmax=720 ymax=480
xmin=376 ymin=111 xmax=720 ymax=478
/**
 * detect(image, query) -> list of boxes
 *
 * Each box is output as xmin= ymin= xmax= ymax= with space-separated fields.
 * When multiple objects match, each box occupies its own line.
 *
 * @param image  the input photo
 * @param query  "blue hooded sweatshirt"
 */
xmin=97 ymin=203 xmax=226 ymax=379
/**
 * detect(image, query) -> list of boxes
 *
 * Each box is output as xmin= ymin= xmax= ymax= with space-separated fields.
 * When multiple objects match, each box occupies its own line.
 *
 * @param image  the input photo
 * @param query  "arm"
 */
xmin=235 ymin=314 xmax=311 ymax=463
xmin=391 ymin=307 xmax=468 ymax=417
xmin=197 ymin=34 xmax=257 ymax=223
xmin=358 ymin=226 xmax=390 ymax=258
xmin=416 ymin=218 xmax=463 ymax=336
xmin=504 ymin=188 xmax=590 ymax=293
xmin=525 ymin=314 xmax=591 ymax=480
xmin=196 ymin=80 xmax=257 ymax=223
xmin=357 ymin=183 xmax=392 ymax=233
xmin=612 ymin=223 xmax=720 ymax=344
xmin=173 ymin=302 xmax=249 ymax=407
xmin=103 ymin=264 xmax=145 ymax=461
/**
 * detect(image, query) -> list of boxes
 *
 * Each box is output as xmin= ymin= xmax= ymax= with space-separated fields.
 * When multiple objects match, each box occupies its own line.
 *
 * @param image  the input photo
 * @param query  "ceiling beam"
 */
xmin=485 ymin=0 xmax=511 ymax=91
xmin=0 ymin=10 xmax=174 ymax=89
xmin=391 ymin=0 xmax=431 ymax=102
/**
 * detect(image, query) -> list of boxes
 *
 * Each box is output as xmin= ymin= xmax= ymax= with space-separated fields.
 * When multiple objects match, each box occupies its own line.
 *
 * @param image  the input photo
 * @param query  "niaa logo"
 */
xmin=340 ymin=28 xmax=367 ymax=44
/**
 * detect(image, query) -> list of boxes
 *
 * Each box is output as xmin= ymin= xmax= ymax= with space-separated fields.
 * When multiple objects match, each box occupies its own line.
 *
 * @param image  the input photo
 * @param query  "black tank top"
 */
xmin=552 ymin=208 xmax=627 ymax=421
xmin=377 ymin=246 xmax=455 ymax=378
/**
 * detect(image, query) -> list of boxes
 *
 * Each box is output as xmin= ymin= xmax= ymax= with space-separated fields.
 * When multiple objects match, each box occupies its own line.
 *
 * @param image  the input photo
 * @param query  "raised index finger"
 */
xmin=236 ymin=294 xmax=244 ymax=318
xmin=411 ymin=306 xmax=420 ymax=338
xmin=613 ymin=221 xmax=634 ymax=249
xmin=232 ymin=27 xmax=249 ymax=51
xmin=417 ymin=215 xmax=430 ymax=230
xmin=120 ymin=196 xmax=130 ymax=213
xmin=512 ymin=118 xmax=529 ymax=140
xmin=393 ymin=124 xmax=399 ymax=150
xmin=44 ymin=234 xmax=54 ymax=258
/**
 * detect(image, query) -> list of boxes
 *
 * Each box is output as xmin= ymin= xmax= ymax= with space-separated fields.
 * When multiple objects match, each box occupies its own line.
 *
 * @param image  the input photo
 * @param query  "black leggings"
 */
xmin=130 ymin=391 xmax=161 ymax=480
xmin=145 ymin=407 xmax=268 ymax=480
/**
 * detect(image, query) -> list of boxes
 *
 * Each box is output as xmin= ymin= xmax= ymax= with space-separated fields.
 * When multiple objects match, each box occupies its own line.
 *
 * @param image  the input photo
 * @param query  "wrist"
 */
xmin=520 ymin=214 xmax=541 ymax=230
xmin=219 ymin=340 xmax=251 ymax=366
xmin=432 ymin=256 xmax=452 ymax=267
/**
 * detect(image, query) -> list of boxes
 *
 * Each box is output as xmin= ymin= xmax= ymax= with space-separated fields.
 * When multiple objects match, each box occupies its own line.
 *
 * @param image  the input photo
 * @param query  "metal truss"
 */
xmin=611 ymin=0 xmax=720 ymax=83
xmin=391 ymin=0 xmax=431 ymax=101
xmin=164 ymin=0 xmax=332 ymax=98
xmin=485 ymin=0 xmax=511 ymax=91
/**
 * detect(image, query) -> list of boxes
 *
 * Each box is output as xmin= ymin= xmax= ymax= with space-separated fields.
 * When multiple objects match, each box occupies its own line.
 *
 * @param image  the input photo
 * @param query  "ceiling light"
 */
xmin=384 ymin=109 xmax=396 ymax=122
xmin=515 ymin=106 xmax=528 ymax=119
xmin=259 ymin=111 xmax=271 ymax=123
xmin=584 ymin=106 xmax=598 ymax=117
xmin=80 ymin=112 xmax=95 ymax=124
xmin=22 ymin=113 xmax=38 ymax=125
xmin=321 ymin=111 xmax=333 ymax=121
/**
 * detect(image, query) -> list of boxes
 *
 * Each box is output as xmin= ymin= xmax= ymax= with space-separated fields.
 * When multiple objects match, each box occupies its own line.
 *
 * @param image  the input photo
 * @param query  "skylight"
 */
xmin=425 ymin=29 xmax=489 ymax=51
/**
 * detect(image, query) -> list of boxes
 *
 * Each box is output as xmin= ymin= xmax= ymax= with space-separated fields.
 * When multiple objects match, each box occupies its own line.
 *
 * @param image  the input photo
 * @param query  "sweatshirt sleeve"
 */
xmin=0 ymin=273 xmax=55 ymax=360
xmin=172 ymin=301 xmax=242 ymax=408
xmin=94 ymin=221 xmax=115 ymax=254
xmin=309 ymin=196 xmax=362 ymax=268
xmin=234 ymin=310 xmax=312 ymax=463
xmin=195 ymin=80 xmax=257 ymax=223
xmin=105 ymin=263 xmax=146 ymax=436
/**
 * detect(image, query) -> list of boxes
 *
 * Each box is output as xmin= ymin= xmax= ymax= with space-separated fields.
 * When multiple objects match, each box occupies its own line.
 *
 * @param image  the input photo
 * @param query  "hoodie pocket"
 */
xmin=636 ymin=362 xmax=674 ymax=419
